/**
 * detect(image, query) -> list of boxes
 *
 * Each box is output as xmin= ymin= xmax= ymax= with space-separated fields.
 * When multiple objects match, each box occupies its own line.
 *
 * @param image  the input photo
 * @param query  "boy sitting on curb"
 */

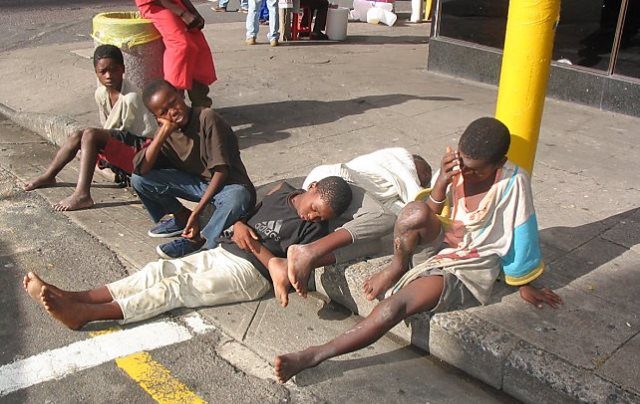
xmin=286 ymin=148 xmax=432 ymax=298
xmin=22 ymin=176 xmax=352 ymax=329
xmin=132 ymin=79 xmax=255 ymax=259
xmin=23 ymin=44 xmax=156 ymax=211
xmin=275 ymin=117 xmax=562 ymax=383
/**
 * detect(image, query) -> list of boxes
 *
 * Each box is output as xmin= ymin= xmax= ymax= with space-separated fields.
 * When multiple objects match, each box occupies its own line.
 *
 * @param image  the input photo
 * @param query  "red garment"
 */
xmin=97 ymin=133 xmax=151 ymax=174
xmin=136 ymin=0 xmax=216 ymax=90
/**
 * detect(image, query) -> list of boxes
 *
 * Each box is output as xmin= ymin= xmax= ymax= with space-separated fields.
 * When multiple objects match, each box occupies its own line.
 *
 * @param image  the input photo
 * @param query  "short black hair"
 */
xmin=412 ymin=154 xmax=432 ymax=185
xmin=458 ymin=117 xmax=511 ymax=164
xmin=315 ymin=176 xmax=352 ymax=217
xmin=143 ymin=79 xmax=177 ymax=108
xmin=93 ymin=44 xmax=124 ymax=68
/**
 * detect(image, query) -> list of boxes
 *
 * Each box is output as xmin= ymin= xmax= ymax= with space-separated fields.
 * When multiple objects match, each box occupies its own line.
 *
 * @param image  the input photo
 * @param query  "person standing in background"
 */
xmin=134 ymin=0 xmax=217 ymax=107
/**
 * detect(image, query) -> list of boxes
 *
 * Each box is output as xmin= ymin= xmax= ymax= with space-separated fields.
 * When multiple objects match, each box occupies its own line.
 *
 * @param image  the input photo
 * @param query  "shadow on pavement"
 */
xmin=292 ymin=346 xmax=420 ymax=386
xmin=92 ymin=200 xmax=142 ymax=209
xmin=217 ymin=94 xmax=462 ymax=149
xmin=540 ymin=207 xmax=640 ymax=286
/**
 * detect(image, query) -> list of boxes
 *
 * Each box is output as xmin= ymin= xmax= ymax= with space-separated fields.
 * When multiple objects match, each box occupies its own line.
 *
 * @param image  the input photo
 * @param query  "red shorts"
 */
xmin=96 ymin=130 xmax=151 ymax=174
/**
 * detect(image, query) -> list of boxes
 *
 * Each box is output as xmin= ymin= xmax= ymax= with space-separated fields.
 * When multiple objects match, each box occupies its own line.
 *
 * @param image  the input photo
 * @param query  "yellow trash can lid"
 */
xmin=92 ymin=11 xmax=161 ymax=49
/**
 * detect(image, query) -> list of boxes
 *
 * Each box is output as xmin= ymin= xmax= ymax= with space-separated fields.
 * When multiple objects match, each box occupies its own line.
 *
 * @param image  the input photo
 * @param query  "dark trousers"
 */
xmin=301 ymin=0 xmax=328 ymax=33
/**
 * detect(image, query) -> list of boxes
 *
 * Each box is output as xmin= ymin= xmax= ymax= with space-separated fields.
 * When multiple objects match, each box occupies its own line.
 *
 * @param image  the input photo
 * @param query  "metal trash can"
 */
xmin=92 ymin=11 xmax=164 ymax=92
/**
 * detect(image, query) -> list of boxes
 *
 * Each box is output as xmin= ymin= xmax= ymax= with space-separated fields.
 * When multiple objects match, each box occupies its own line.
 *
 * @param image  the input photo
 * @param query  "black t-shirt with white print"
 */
xmin=218 ymin=182 xmax=328 ymax=280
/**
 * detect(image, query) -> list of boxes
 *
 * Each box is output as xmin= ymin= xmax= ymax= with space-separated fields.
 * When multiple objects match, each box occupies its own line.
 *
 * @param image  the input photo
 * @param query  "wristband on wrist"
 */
xmin=429 ymin=194 xmax=446 ymax=204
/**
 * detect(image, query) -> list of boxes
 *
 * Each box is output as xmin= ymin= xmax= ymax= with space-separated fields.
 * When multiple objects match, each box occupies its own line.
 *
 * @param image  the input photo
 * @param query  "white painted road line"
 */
xmin=0 ymin=321 xmax=192 ymax=396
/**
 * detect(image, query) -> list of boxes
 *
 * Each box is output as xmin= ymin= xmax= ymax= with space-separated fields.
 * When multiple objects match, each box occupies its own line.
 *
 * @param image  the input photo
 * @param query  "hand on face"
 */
xmin=148 ymin=86 xmax=188 ymax=129
xmin=436 ymin=146 xmax=461 ymax=187
xmin=157 ymin=117 xmax=179 ymax=133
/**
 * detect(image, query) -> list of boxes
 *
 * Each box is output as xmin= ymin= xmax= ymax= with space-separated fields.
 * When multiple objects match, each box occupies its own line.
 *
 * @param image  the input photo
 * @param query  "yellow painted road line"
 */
xmin=116 ymin=352 xmax=206 ymax=404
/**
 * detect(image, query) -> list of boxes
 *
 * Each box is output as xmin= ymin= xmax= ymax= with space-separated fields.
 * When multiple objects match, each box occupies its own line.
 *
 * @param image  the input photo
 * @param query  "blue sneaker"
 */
xmin=148 ymin=218 xmax=185 ymax=238
xmin=156 ymin=237 xmax=204 ymax=259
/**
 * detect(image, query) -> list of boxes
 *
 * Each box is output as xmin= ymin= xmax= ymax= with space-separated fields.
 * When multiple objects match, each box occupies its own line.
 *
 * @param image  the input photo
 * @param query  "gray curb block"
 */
xmin=0 ymin=103 xmax=82 ymax=147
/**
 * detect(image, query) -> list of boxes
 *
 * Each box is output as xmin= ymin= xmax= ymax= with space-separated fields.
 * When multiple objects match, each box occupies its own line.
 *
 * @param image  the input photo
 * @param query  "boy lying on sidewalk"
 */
xmin=24 ymin=44 xmax=156 ymax=211
xmin=22 ymin=176 xmax=352 ymax=329
xmin=287 ymin=147 xmax=432 ymax=298
xmin=275 ymin=117 xmax=563 ymax=383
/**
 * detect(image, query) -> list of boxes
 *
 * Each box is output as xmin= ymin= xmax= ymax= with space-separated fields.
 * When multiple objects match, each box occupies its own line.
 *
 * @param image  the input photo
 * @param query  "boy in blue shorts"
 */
xmin=275 ymin=117 xmax=563 ymax=383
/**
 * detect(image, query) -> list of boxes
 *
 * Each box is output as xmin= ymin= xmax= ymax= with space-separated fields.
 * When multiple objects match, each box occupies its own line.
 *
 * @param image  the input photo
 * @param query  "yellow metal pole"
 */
xmin=423 ymin=0 xmax=433 ymax=21
xmin=495 ymin=0 xmax=560 ymax=173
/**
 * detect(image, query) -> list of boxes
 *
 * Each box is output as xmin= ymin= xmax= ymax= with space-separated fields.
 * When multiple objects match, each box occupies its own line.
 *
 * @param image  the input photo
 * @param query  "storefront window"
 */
xmin=437 ymin=0 xmax=639 ymax=80
xmin=613 ymin=0 xmax=640 ymax=78
xmin=438 ymin=0 xmax=508 ymax=49
xmin=553 ymin=0 xmax=617 ymax=72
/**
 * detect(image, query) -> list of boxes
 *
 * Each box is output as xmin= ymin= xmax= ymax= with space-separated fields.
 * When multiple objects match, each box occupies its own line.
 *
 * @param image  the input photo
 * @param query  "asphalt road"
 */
xmin=0 ymin=119 xmax=293 ymax=403
xmin=0 ymin=0 xmax=249 ymax=53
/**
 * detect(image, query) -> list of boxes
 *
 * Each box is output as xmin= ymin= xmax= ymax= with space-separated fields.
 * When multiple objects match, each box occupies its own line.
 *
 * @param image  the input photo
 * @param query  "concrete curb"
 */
xmin=314 ymin=264 xmax=640 ymax=404
xmin=0 ymin=103 xmax=82 ymax=147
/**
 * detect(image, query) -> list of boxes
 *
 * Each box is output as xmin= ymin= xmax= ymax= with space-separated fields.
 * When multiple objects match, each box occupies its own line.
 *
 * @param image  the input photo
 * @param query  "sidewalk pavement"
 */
xmin=0 ymin=11 xmax=639 ymax=403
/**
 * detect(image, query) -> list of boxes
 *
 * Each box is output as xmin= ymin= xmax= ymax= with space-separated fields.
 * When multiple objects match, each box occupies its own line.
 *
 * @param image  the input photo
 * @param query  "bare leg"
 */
xmin=363 ymin=201 xmax=441 ymax=301
xmin=23 ymin=272 xmax=113 ymax=304
xmin=53 ymin=128 xmax=112 ymax=211
xmin=268 ymin=257 xmax=293 ymax=307
xmin=24 ymin=129 xmax=85 ymax=191
xmin=41 ymin=286 xmax=123 ymax=330
xmin=289 ymin=229 xmax=352 ymax=298
xmin=275 ymin=275 xmax=444 ymax=383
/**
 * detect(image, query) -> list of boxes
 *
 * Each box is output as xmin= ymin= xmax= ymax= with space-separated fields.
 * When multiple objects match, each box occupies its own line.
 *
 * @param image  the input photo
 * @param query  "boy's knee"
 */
xmin=397 ymin=201 xmax=431 ymax=228
xmin=375 ymin=299 xmax=406 ymax=328
xmin=80 ymin=128 xmax=100 ymax=144
xmin=70 ymin=129 xmax=83 ymax=141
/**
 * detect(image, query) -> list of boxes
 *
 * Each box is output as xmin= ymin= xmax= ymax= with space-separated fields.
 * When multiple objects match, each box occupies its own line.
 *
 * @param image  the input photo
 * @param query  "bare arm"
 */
xmin=182 ymin=167 xmax=229 ymax=240
xmin=427 ymin=146 xmax=460 ymax=214
xmin=137 ymin=118 xmax=175 ymax=175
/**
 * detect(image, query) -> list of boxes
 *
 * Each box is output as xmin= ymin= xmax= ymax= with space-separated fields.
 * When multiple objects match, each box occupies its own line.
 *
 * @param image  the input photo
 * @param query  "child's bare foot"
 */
xmin=287 ymin=244 xmax=317 ymax=298
xmin=24 ymin=175 xmax=56 ymax=191
xmin=40 ymin=286 xmax=88 ymax=330
xmin=275 ymin=348 xmax=320 ymax=383
xmin=362 ymin=262 xmax=405 ymax=301
xmin=23 ymin=272 xmax=50 ymax=302
xmin=269 ymin=257 xmax=291 ymax=307
xmin=53 ymin=193 xmax=94 ymax=212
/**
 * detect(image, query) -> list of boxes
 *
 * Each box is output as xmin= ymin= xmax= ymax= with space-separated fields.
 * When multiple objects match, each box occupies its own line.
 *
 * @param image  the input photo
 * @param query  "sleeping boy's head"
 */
xmin=143 ymin=79 xmax=189 ymax=128
xmin=295 ymin=176 xmax=352 ymax=223
xmin=412 ymin=154 xmax=432 ymax=187
xmin=457 ymin=117 xmax=510 ymax=184
xmin=93 ymin=44 xmax=125 ymax=92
